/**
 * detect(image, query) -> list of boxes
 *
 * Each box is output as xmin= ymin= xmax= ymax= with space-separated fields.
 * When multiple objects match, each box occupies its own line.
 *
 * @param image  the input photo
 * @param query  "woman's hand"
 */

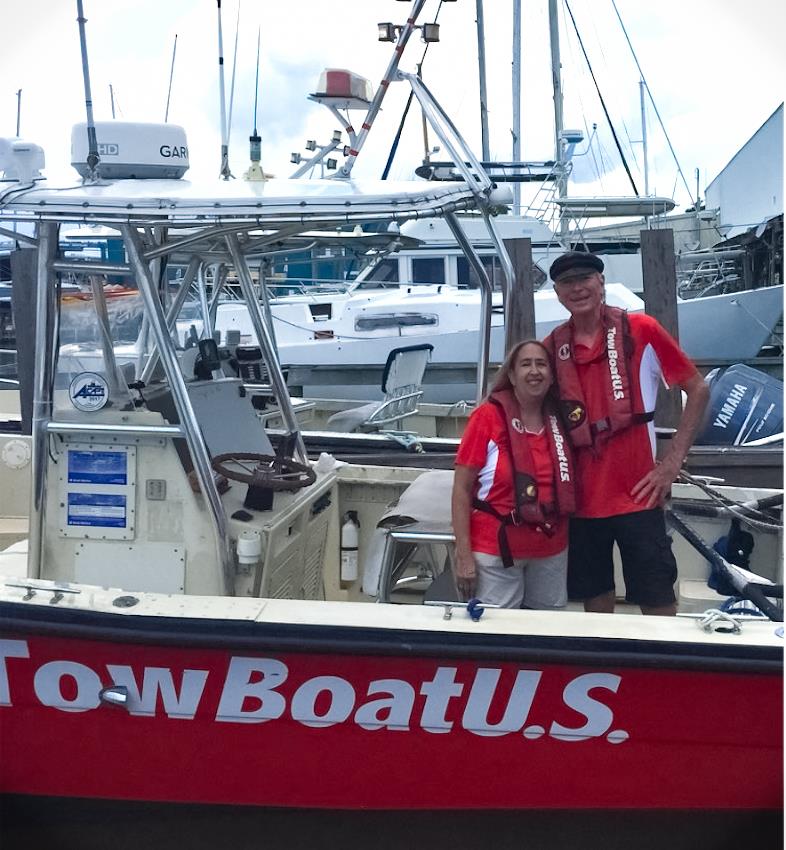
xmin=455 ymin=550 xmax=478 ymax=601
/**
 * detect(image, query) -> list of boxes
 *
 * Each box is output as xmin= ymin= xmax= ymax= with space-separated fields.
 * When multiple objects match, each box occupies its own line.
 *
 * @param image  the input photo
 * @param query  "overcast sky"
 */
xmin=2 ymin=0 xmax=784 ymax=215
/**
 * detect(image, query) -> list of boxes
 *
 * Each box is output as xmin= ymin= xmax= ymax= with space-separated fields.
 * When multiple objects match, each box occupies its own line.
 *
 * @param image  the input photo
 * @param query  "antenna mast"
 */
xmin=15 ymin=89 xmax=22 ymax=136
xmin=76 ymin=0 xmax=100 ymax=181
xmin=216 ymin=0 xmax=233 ymax=179
xmin=165 ymin=34 xmax=178 ymax=122
xmin=227 ymin=5 xmax=240 ymax=139
xmin=244 ymin=26 xmax=265 ymax=181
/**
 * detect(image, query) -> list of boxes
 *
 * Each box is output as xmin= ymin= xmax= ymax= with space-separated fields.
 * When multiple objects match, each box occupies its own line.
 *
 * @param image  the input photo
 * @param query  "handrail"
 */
xmin=123 ymin=223 xmax=236 ymax=595
xmin=46 ymin=421 xmax=183 ymax=438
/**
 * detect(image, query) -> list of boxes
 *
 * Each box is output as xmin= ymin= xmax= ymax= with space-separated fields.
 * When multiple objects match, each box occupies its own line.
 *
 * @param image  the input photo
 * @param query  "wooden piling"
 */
xmin=640 ymin=228 xmax=683 ymax=430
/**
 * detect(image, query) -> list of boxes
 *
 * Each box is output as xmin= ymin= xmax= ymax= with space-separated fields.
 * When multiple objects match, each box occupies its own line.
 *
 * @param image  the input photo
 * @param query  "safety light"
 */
xmin=378 ymin=22 xmax=397 ymax=42
xmin=422 ymin=23 xmax=440 ymax=42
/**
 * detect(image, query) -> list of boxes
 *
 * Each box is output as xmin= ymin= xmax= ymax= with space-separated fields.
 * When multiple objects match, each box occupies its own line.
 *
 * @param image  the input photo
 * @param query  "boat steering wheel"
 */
xmin=211 ymin=452 xmax=316 ymax=492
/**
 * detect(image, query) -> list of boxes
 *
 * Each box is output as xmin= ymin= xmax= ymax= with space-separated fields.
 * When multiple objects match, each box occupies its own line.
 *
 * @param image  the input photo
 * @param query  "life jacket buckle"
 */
xmin=508 ymin=509 xmax=524 ymax=527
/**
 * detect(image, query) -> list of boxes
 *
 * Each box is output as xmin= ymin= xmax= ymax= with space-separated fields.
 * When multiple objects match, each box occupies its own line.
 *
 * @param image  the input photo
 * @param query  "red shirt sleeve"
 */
xmin=455 ymin=403 xmax=496 ymax=468
xmin=629 ymin=313 xmax=698 ymax=387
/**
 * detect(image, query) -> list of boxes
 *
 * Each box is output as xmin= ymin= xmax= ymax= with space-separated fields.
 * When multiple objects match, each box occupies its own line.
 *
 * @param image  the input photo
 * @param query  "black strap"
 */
xmin=590 ymin=410 xmax=655 ymax=436
xmin=473 ymin=498 xmax=516 ymax=568
xmin=472 ymin=498 xmax=556 ymax=567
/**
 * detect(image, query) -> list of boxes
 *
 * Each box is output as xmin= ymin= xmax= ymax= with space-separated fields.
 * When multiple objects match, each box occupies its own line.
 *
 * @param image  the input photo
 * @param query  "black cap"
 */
xmin=549 ymin=251 xmax=604 ymax=282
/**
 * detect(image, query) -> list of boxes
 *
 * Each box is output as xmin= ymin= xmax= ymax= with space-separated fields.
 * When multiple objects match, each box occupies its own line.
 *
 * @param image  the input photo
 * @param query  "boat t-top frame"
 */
xmin=0 ymin=174 xmax=512 ymax=595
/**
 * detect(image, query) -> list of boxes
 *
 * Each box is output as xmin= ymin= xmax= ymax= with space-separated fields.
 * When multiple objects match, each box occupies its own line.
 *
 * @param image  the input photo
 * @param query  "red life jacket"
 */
xmin=547 ymin=306 xmax=654 ymax=450
xmin=473 ymin=389 xmax=576 ymax=567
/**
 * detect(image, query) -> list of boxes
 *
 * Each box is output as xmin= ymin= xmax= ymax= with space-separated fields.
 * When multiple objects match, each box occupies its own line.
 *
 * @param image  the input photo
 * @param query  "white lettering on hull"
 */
xmin=0 ymin=641 xmax=629 ymax=743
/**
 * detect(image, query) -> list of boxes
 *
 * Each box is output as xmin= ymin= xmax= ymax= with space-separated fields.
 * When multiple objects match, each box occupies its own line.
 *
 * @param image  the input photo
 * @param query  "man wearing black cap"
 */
xmin=543 ymin=251 xmax=709 ymax=616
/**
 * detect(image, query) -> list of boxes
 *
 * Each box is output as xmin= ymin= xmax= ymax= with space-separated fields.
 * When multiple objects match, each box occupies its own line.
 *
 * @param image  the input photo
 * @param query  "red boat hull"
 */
xmin=0 ymin=623 xmax=782 ymax=811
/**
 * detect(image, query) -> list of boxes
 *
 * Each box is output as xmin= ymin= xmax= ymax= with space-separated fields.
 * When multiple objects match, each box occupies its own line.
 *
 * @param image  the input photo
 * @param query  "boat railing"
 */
xmin=215 ymin=277 xmax=355 ymax=302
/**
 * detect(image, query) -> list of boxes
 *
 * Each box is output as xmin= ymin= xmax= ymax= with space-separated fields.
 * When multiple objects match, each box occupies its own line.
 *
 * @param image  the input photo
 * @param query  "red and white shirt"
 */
xmin=544 ymin=312 xmax=698 ymax=518
xmin=455 ymin=402 xmax=568 ymax=558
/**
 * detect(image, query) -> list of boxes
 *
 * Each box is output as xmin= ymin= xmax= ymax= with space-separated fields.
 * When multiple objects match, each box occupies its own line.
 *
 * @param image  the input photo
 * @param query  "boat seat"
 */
xmin=363 ymin=469 xmax=456 ymax=601
xmin=326 ymin=344 xmax=433 ymax=433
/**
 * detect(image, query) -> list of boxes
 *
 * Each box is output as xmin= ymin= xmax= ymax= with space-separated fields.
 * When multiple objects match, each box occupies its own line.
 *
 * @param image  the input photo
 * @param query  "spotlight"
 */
xmin=378 ymin=22 xmax=397 ymax=42
xmin=422 ymin=23 xmax=440 ymax=42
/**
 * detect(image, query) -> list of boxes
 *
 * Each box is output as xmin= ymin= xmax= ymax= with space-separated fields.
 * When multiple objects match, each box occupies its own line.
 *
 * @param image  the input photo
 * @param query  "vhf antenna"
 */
xmin=76 ymin=0 xmax=101 ymax=181
xmin=216 ymin=0 xmax=233 ymax=179
xmin=245 ymin=26 xmax=265 ymax=181
xmin=165 ymin=34 xmax=178 ymax=122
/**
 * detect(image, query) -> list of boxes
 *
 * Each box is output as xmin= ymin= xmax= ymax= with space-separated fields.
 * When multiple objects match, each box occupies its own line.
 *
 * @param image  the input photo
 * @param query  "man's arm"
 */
xmin=631 ymin=371 xmax=710 ymax=508
xmin=452 ymin=464 xmax=480 ymax=600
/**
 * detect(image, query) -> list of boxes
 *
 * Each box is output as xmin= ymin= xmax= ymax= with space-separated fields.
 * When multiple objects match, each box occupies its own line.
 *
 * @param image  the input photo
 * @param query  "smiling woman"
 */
xmin=451 ymin=339 xmax=576 ymax=609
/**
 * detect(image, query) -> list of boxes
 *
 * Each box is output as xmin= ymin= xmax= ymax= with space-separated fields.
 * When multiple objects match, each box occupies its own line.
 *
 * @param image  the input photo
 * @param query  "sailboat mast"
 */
xmin=476 ymin=0 xmax=490 ymax=161
xmin=548 ymin=0 xmax=564 ymax=190
xmin=639 ymin=79 xmax=649 ymax=196
xmin=512 ymin=1 xmax=521 ymax=215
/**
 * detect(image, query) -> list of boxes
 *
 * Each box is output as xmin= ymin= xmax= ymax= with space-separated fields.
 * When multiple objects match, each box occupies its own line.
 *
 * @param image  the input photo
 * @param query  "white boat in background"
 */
xmin=677 ymin=285 xmax=784 ymax=361
xmin=207 ymin=213 xmax=782 ymax=401
xmin=213 ymin=277 xmax=644 ymax=402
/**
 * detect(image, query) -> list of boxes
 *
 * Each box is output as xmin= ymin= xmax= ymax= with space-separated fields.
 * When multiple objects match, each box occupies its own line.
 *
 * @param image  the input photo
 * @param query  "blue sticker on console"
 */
xmin=68 ymin=450 xmax=127 ymax=485
xmin=67 ymin=492 xmax=127 ymax=528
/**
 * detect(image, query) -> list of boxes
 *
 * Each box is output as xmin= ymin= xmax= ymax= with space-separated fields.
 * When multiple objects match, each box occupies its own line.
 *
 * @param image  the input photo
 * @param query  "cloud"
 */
xmin=1 ymin=0 xmax=782 ymax=216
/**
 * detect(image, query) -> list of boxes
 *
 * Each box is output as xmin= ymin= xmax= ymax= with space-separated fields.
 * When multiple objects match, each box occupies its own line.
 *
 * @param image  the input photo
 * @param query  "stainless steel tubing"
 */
xmin=139 ymin=255 xmax=201 ymax=385
xmin=401 ymin=71 xmax=494 ymax=198
xmin=88 ymin=274 xmax=124 ymax=397
xmin=52 ymin=261 xmax=132 ymax=276
xmin=122 ymin=223 xmax=235 ymax=595
xmin=257 ymin=259 xmax=278 ymax=354
xmin=197 ymin=264 xmax=214 ymax=341
xmin=444 ymin=212 xmax=493 ymax=404
xmin=29 ymin=221 xmax=58 ymax=579
xmin=481 ymin=210 xmax=516 ymax=328
xmin=46 ymin=422 xmax=184 ymax=439
xmin=225 ymin=233 xmax=308 ymax=465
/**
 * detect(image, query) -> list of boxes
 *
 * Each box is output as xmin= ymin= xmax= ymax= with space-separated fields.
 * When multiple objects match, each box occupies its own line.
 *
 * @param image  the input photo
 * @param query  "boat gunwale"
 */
xmin=1 ymin=601 xmax=781 ymax=675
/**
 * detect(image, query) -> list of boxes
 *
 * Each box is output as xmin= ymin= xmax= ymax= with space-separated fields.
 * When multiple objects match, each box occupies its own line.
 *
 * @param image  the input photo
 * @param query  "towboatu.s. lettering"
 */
xmin=0 ymin=639 xmax=626 ymax=743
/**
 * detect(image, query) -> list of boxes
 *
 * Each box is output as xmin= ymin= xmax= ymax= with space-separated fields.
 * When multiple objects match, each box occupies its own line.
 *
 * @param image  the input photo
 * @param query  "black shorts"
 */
xmin=567 ymin=509 xmax=678 ymax=607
